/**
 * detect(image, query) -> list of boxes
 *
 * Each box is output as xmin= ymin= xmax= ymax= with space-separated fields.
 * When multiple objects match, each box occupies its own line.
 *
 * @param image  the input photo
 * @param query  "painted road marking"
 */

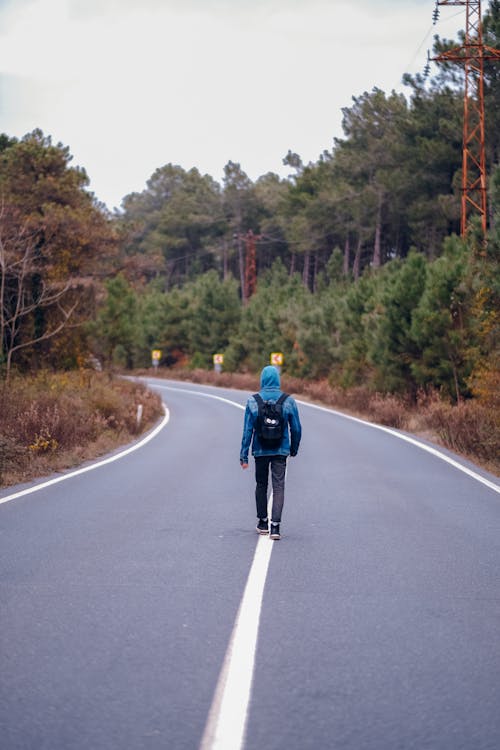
xmin=200 ymin=524 xmax=273 ymax=750
xmin=150 ymin=382 xmax=499 ymax=494
xmin=0 ymin=405 xmax=171 ymax=506
xmin=199 ymin=483 xmax=279 ymax=750
xmin=297 ymin=399 xmax=500 ymax=496
xmin=149 ymin=383 xmax=246 ymax=411
xmin=154 ymin=384 xmax=273 ymax=750
xmin=153 ymin=382 xmax=499 ymax=749
xmin=3 ymin=379 xmax=497 ymax=750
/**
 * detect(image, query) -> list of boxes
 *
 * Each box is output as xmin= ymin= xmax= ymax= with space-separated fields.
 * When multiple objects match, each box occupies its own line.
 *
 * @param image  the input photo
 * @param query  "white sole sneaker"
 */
xmin=256 ymin=520 xmax=269 ymax=534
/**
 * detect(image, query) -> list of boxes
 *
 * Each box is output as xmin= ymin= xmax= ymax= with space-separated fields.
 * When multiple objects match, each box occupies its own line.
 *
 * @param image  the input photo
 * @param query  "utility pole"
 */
xmin=233 ymin=230 xmax=259 ymax=303
xmin=233 ymin=231 xmax=246 ymax=304
xmin=433 ymin=0 xmax=500 ymax=236
xmin=243 ymin=230 xmax=257 ymax=301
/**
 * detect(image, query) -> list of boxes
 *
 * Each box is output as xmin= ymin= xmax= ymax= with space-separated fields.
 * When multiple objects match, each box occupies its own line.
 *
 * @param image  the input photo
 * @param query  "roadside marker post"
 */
xmin=151 ymin=349 xmax=162 ymax=369
xmin=213 ymin=353 xmax=224 ymax=374
xmin=270 ymin=352 xmax=283 ymax=374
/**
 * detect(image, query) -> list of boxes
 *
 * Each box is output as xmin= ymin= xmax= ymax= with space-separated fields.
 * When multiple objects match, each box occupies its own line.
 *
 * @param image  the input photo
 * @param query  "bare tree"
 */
xmin=0 ymin=205 xmax=78 ymax=385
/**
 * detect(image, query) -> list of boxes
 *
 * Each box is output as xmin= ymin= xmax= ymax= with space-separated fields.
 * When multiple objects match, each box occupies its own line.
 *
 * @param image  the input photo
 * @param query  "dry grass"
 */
xmin=4 ymin=366 xmax=496 ymax=489
xmin=0 ymin=371 xmax=163 ymax=487
xmin=418 ymin=394 xmax=499 ymax=467
xmin=140 ymin=367 xmax=500 ymax=476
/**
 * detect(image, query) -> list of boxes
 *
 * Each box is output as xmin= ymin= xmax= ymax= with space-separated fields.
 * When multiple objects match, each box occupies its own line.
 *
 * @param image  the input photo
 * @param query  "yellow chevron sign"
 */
xmin=270 ymin=352 xmax=283 ymax=366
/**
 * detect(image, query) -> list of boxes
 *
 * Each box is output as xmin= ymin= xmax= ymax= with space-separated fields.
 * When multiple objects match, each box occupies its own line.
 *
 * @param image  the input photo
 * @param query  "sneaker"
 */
xmin=256 ymin=518 xmax=269 ymax=534
xmin=269 ymin=523 xmax=281 ymax=540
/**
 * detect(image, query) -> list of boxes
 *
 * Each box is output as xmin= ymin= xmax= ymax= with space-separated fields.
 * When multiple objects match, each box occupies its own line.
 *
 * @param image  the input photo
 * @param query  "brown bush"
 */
xmin=422 ymin=398 xmax=500 ymax=463
xmin=141 ymin=367 xmax=499 ymax=475
xmin=469 ymin=360 xmax=500 ymax=411
xmin=0 ymin=435 xmax=25 ymax=485
xmin=0 ymin=372 xmax=163 ymax=487
xmin=367 ymin=393 xmax=408 ymax=429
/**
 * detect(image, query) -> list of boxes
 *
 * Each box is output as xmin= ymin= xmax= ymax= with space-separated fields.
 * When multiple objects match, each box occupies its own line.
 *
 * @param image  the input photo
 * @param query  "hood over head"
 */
xmin=260 ymin=365 xmax=281 ymax=390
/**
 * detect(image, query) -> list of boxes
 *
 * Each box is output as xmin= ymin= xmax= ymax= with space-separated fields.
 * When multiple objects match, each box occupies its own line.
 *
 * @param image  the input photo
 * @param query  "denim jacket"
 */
xmin=240 ymin=366 xmax=302 ymax=463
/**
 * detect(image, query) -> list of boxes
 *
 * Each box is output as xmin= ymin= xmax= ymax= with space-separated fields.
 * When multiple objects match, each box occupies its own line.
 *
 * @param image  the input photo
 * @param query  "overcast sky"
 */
xmin=0 ymin=0 xmax=465 ymax=210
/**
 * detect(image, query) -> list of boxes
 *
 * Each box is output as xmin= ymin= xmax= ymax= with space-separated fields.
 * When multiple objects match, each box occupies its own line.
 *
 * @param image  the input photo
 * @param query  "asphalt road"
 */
xmin=1 ymin=378 xmax=499 ymax=750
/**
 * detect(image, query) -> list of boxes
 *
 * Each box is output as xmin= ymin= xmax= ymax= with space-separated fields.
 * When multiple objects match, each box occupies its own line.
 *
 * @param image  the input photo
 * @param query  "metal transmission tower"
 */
xmin=433 ymin=0 xmax=500 ymax=235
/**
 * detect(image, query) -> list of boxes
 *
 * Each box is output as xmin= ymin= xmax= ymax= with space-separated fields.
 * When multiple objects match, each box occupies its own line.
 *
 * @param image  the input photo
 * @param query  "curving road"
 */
xmin=1 ymin=378 xmax=499 ymax=750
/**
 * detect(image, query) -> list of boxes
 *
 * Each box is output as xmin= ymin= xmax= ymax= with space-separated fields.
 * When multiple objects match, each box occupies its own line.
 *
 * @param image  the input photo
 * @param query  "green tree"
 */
xmin=467 ymin=164 xmax=500 ymax=406
xmin=252 ymin=172 xmax=290 ymax=272
xmin=333 ymin=89 xmax=411 ymax=271
xmin=411 ymin=238 xmax=473 ymax=401
xmin=90 ymin=275 xmax=138 ymax=368
xmin=401 ymin=76 xmax=462 ymax=252
xmin=120 ymin=164 xmax=223 ymax=287
xmin=330 ymin=271 xmax=379 ymax=387
xmin=133 ymin=282 xmax=171 ymax=367
xmin=364 ymin=251 xmax=428 ymax=395
xmin=229 ymin=260 xmax=308 ymax=373
xmin=483 ymin=1 xmax=500 ymax=204
xmin=184 ymin=271 xmax=241 ymax=367
xmin=222 ymin=161 xmax=258 ymax=302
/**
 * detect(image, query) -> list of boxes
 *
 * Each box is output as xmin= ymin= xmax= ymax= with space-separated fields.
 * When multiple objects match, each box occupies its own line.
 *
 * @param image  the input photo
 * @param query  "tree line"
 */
xmin=1 ymin=2 xmax=499 ymax=406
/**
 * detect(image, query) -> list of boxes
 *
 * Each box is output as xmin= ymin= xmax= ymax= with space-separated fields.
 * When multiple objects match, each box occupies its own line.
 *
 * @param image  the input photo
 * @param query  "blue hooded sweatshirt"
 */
xmin=240 ymin=365 xmax=302 ymax=462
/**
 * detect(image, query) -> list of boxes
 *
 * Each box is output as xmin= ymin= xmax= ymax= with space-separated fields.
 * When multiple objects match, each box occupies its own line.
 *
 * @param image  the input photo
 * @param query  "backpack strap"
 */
xmin=253 ymin=393 xmax=288 ymax=407
xmin=276 ymin=393 xmax=289 ymax=407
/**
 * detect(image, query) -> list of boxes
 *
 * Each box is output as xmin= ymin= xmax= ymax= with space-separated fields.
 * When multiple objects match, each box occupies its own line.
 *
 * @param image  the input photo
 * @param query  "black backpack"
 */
xmin=253 ymin=393 xmax=289 ymax=448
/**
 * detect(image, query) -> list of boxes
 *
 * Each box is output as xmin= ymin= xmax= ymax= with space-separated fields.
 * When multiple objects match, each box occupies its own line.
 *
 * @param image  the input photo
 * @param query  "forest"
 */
xmin=1 ymin=3 xmax=499 ymax=424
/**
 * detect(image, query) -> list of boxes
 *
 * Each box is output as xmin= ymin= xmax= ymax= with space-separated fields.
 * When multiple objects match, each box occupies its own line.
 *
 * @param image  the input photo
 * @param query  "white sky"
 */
xmin=0 ymin=0 xmax=465 ymax=210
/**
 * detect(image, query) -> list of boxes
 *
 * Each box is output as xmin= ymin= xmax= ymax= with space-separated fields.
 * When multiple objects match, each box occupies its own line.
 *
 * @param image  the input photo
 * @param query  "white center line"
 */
xmin=200 ymin=496 xmax=275 ymax=750
xmin=156 ymin=383 xmax=276 ymax=750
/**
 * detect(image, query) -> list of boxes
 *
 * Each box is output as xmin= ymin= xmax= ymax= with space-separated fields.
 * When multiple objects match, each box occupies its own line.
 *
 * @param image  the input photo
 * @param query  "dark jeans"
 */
xmin=255 ymin=455 xmax=287 ymax=524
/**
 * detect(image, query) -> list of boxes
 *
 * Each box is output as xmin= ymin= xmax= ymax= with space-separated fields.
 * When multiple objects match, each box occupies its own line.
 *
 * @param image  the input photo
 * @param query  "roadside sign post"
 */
xmin=270 ymin=352 xmax=283 ymax=374
xmin=213 ymin=353 xmax=224 ymax=374
xmin=151 ymin=349 xmax=162 ymax=369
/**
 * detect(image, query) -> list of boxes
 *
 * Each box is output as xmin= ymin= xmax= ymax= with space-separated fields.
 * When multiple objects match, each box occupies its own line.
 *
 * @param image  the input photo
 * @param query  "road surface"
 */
xmin=1 ymin=378 xmax=499 ymax=750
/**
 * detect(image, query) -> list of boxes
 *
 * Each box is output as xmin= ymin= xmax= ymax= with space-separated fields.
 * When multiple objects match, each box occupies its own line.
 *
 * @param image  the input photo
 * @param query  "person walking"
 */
xmin=240 ymin=365 xmax=302 ymax=540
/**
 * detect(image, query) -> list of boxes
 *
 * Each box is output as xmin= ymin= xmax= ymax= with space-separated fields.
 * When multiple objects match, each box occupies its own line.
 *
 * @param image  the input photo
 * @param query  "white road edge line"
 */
xmin=4 ymin=380 xmax=496 ymax=747
xmin=160 ymin=382 xmax=497 ymax=748
xmin=296 ymin=399 xmax=500 ymax=495
xmin=151 ymin=383 xmax=499 ymax=494
xmin=0 ymin=405 xmax=171 ymax=506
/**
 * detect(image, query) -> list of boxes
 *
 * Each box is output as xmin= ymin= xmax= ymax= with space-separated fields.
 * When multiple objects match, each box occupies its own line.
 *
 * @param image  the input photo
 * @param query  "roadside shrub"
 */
xmin=0 ymin=372 xmax=163 ymax=487
xmin=422 ymin=398 xmax=500 ymax=463
xmin=0 ymin=435 xmax=25 ymax=485
xmin=367 ymin=393 xmax=408 ymax=428
xmin=149 ymin=366 xmax=500 ymax=473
